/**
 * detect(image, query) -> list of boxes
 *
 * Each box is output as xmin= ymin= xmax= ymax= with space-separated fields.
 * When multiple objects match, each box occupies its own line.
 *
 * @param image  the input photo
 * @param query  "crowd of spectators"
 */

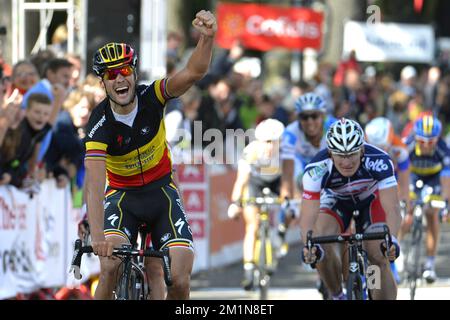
xmin=0 ymin=47 xmax=104 ymax=206
xmin=2 ymin=28 xmax=450 ymax=201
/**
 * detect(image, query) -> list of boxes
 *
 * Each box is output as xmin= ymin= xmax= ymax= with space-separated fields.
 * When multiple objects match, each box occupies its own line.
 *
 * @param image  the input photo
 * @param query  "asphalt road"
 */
xmin=190 ymin=223 xmax=450 ymax=300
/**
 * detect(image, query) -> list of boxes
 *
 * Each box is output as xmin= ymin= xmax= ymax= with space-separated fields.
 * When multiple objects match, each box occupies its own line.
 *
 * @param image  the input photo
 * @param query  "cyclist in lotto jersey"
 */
xmin=300 ymin=118 xmax=402 ymax=300
xmin=404 ymin=115 xmax=450 ymax=283
xmin=83 ymin=11 xmax=216 ymax=300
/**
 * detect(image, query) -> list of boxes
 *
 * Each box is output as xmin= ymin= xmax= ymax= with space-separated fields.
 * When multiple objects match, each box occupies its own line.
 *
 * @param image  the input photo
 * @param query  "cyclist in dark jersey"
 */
xmin=300 ymin=118 xmax=402 ymax=300
xmin=84 ymin=10 xmax=217 ymax=300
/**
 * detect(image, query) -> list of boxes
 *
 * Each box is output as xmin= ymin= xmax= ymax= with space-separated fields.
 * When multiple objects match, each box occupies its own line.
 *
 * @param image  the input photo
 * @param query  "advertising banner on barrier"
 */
xmin=0 ymin=186 xmax=38 ymax=299
xmin=209 ymin=169 xmax=245 ymax=267
xmin=0 ymin=181 xmax=90 ymax=299
xmin=176 ymin=164 xmax=209 ymax=273
xmin=216 ymin=2 xmax=324 ymax=51
xmin=343 ymin=21 xmax=435 ymax=63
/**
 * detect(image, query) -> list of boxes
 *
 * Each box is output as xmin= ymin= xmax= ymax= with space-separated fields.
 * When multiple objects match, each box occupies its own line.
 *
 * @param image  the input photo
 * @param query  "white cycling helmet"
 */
xmin=365 ymin=117 xmax=393 ymax=148
xmin=294 ymin=92 xmax=326 ymax=114
xmin=326 ymin=118 xmax=364 ymax=154
xmin=255 ymin=118 xmax=285 ymax=142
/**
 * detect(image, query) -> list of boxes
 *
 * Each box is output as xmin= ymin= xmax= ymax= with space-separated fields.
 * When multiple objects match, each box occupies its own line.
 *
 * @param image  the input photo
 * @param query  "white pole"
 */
xmin=140 ymin=0 xmax=167 ymax=83
xmin=39 ymin=0 xmax=47 ymax=50
xmin=12 ymin=0 xmax=19 ymax=65
xmin=79 ymin=0 xmax=88 ymax=78
xmin=18 ymin=0 xmax=25 ymax=60
xmin=67 ymin=0 xmax=74 ymax=53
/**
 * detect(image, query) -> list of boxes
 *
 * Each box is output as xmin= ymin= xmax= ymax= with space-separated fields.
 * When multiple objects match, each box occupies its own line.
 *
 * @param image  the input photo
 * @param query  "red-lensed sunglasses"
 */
xmin=103 ymin=65 xmax=134 ymax=80
xmin=416 ymin=137 xmax=438 ymax=146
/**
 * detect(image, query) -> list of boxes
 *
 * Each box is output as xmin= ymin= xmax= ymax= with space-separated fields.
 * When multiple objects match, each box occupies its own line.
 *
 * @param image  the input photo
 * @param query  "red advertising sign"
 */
xmin=183 ymin=190 xmax=205 ymax=213
xmin=216 ymin=2 xmax=324 ymax=51
xmin=189 ymin=218 xmax=206 ymax=239
xmin=176 ymin=164 xmax=205 ymax=183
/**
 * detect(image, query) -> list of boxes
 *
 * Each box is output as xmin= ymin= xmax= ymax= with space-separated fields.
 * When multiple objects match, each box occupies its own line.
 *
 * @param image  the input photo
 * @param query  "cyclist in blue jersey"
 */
xmin=279 ymin=93 xmax=335 ymax=254
xmin=404 ymin=115 xmax=450 ymax=283
xmin=300 ymin=118 xmax=402 ymax=300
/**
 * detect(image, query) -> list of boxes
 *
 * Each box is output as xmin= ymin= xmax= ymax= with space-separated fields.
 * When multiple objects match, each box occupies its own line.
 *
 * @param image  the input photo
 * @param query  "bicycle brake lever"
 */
xmin=162 ymin=248 xmax=173 ymax=287
xmin=306 ymin=230 xmax=313 ymax=251
xmin=70 ymin=239 xmax=83 ymax=280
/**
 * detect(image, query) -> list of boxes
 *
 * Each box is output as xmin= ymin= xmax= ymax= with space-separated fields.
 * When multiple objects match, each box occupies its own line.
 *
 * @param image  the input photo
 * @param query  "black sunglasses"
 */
xmin=299 ymin=113 xmax=321 ymax=121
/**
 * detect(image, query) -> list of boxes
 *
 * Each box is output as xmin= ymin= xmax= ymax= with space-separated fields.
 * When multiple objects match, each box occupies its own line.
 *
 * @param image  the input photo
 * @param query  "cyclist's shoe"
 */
xmin=277 ymin=223 xmax=287 ymax=239
xmin=332 ymin=291 xmax=347 ymax=300
xmin=423 ymin=267 xmax=437 ymax=284
xmin=317 ymin=279 xmax=330 ymax=300
xmin=277 ymin=242 xmax=289 ymax=258
xmin=242 ymin=268 xmax=254 ymax=291
xmin=390 ymin=261 xmax=401 ymax=284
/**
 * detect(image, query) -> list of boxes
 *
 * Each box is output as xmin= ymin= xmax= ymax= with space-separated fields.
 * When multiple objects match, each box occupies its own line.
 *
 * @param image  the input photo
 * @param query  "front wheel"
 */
xmin=408 ymin=220 xmax=423 ymax=300
xmin=115 ymin=262 xmax=148 ymax=300
xmin=346 ymin=272 xmax=363 ymax=300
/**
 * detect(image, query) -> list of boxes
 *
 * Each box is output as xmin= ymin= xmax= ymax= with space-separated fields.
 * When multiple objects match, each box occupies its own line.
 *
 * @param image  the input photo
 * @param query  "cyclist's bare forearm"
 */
xmin=300 ymin=199 xmax=320 ymax=243
xmin=440 ymin=176 xmax=450 ymax=203
xmin=379 ymin=186 xmax=402 ymax=237
xmin=85 ymin=159 xmax=107 ymax=241
xmin=167 ymin=13 xmax=216 ymax=97
xmin=397 ymin=169 xmax=410 ymax=203
xmin=231 ymin=168 xmax=250 ymax=202
xmin=280 ymin=159 xmax=294 ymax=199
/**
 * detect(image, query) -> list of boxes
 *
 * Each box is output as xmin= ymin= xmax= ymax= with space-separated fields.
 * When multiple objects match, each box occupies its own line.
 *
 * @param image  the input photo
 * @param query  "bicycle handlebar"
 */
xmin=69 ymin=239 xmax=173 ymax=287
xmin=306 ymin=225 xmax=392 ymax=251
xmin=243 ymin=197 xmax=301 ymax=206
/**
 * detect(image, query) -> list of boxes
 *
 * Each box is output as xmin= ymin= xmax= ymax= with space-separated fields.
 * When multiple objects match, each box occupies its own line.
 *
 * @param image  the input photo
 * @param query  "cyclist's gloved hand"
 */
xmin=301 ymin=244 xmax=324 ymax=267
xmin=380 ymin=235 xmax=400 ymax=262
xmin=281 ymin=198 xmax=296 ymax=219
xmin=227 ymin=202 xmax=242 ymax=220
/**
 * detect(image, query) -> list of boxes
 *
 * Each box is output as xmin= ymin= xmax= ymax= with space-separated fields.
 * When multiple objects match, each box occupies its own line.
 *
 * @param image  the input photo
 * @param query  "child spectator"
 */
xmin=0 ymin=93 xmax=53 ymax=189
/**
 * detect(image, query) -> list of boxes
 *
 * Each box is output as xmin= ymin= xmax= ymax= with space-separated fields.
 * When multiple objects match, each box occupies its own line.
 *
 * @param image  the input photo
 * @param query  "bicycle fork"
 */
xmin=254 ymin=214 xmax=273 ymax=270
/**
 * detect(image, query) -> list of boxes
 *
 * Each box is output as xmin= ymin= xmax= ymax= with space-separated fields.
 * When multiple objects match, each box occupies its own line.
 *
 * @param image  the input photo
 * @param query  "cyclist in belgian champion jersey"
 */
xmin=300 ymin=118 xmax=402 ymax=300
xmin=84 ymin=10 xmax=217 ymax=300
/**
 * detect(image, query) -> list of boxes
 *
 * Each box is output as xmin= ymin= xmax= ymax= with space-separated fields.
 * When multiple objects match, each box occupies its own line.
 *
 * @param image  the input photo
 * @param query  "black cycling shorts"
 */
xmin=103 ymin=180 xmax=194 ymax=252
xmin=247 ymin=175 xmax=281 ymax=198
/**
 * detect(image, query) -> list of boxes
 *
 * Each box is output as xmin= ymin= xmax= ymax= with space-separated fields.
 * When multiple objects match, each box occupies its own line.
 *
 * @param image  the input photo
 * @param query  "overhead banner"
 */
xmin=216 ymin=2 xmax=324 ymax=51
xmin=343 ymin=21 xmax=435 ymax=63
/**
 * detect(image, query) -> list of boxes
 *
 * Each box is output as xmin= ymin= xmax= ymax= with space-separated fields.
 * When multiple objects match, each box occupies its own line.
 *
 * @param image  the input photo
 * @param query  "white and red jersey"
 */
xmin=302 ymin=144 xmax=398 ymax=203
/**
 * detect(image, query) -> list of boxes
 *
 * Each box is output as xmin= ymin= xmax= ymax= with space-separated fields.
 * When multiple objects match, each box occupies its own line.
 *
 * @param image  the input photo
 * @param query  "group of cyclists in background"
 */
xmin=229 ymin=91 xmax=450 ymax=300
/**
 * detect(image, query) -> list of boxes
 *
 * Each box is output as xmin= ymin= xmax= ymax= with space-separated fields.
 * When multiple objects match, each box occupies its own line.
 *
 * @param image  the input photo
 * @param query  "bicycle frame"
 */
xmin=255 ymin=202 xmax=272 ymax=300
xmin=307 ymin=225 xmax=391 ymax=300
xmin=70 ymin=239 xmax=172 ymax=300
xmin=114 ymin=244 xmax=148 ymax=300
xmin=346 ymin=238 xmax=369 ymax=300
xmin=404 ymin=179 xmax=446 ymax=300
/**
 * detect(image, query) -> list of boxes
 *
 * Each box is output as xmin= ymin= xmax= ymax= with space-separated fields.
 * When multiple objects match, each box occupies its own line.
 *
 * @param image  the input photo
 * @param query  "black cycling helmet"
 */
xmin=93 ymin=42 xmax=137 ymax=76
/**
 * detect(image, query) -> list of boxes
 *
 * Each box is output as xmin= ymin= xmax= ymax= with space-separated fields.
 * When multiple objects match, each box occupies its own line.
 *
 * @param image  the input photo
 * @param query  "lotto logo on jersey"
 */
xmin=365 ymin=158 xmax=388 ymax=172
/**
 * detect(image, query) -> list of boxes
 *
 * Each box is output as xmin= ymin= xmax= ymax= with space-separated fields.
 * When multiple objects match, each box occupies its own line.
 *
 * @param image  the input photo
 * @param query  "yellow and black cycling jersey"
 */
xmin=405 ymin=135 xmax=450 ymax=177
xmin=84 ymin=79 xmax=173 ymax=189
